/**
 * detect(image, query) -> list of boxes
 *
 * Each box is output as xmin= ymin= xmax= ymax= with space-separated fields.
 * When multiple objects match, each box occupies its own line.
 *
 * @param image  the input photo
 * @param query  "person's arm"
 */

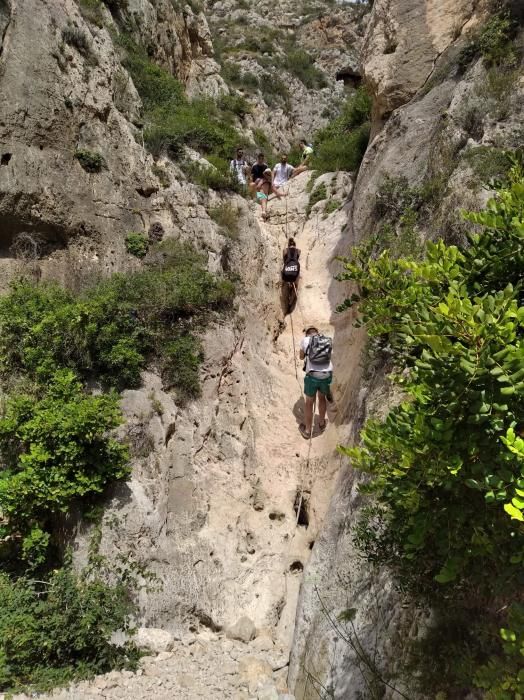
xmin=297 ymin=248 xmax=301 ymax=259
xmin=283 ymin=248 xmax=288 ymax=262
xmin=299 ymin=337 xmax=307 ymax=360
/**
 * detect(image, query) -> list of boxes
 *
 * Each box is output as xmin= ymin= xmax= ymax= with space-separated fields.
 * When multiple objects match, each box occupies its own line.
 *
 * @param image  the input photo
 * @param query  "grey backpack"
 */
xmin=306 ymin=334 xmax=332 ymax=364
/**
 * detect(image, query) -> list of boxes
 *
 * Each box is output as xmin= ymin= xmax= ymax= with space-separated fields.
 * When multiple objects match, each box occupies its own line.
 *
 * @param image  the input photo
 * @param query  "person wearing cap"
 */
xmin=298 ymin=326 xmax=333 ymax=439
xmin=254 ymin=167 xmax=285 ymax=221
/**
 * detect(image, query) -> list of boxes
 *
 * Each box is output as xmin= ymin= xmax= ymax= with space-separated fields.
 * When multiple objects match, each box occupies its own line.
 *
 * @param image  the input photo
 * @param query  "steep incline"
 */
xmin=19 ymin=172 xmax=353 ymax=700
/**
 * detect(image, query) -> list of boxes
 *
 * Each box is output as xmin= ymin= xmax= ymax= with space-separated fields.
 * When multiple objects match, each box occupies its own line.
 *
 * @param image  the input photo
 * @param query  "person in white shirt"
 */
xmin=298 ymin=326 xmax=333 ymax=439
xmin=272 ymin=153 xmax=295 ymax=191
xmin=229 ymin=147 xmax=249 ymax=187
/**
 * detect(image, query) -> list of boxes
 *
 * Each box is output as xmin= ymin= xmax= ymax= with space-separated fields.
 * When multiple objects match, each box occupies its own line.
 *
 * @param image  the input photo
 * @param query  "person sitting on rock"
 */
xmin=255 ymin=168 xmax=284 ymax=220
xmin=298 ymin=326 xmax=333 ymax=439
xmin=229 ymin=147 xmax=249 ymax=188
xmin=249 ymin=152 xmax=268 ymax=196
xmin=272 ymin=153 xmax=295 ymax=192
xmin=293 ymin=139 xmax=314 ymax=177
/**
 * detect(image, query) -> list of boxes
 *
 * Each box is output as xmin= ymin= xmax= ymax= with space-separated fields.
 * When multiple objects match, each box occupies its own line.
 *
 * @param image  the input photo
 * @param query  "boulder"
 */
xmin=226 ymin=616 xmax=257 ymax=643
xmin=134 ymin=627 xmax=174 ymax=653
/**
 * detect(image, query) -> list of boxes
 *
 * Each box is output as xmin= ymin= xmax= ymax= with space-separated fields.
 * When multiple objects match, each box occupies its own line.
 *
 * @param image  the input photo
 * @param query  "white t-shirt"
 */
xmin=273 ymin=162 xmax=294 ymax=188
xmin=230 ymin=158 xmax=247 ymax=185
xmin=300 ymin=335 xmax=333 ymax=373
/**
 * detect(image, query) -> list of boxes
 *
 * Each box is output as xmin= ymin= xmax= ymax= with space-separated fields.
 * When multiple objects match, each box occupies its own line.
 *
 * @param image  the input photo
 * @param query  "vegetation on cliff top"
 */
xmin=339 ymin=155 xmax=524 ymax=695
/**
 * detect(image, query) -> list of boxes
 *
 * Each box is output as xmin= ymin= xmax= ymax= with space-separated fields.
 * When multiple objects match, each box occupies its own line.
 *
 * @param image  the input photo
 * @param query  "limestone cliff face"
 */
xmin=289 ymin=2 xmax=524 ymax=698
xmin=0 ymin=0 xmax=225 ymax=294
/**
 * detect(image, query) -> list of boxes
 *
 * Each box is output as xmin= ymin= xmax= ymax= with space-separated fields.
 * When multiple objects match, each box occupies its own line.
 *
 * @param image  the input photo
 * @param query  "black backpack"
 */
xmin=282 ymin=247 xmax=300 ymax=282
xmin=306 ymin=334 xmax=332 ymax=364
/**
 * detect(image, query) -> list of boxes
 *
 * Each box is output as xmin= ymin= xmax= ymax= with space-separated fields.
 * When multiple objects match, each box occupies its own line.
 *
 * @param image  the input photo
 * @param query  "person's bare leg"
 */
xmin=318 ymin=393 xmax=327 ymax=428
xmin=262 ymin=198 xmax=268 ymax=219
xmin=304 ymin=395 xmax=315 ymax=435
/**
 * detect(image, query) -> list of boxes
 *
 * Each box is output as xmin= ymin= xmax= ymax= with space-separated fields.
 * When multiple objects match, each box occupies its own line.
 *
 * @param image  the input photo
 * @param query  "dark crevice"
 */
xmin=293 ymin=490 xmax=310 ymax=528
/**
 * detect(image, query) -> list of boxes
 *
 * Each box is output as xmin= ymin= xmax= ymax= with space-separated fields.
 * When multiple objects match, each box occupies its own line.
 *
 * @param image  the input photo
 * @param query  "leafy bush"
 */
xmin=0 ymin=371 xmax=127 ymax=566
xmin=181 ymin=157 xmax=241 ymax=192
xmin=323 ymin=198 xmax=341 ymax=217
xmin=280 ymin=49 xmax=327 ymax=89
xmin=338 ymin=158 xmax=524 ymax=693
xmin=312 ymin=87 xmax=372 ymax=173
xmin=306 ymin=181 xmax=327 ymax=218
xmin=0 ymin=242 xmax=235 ymax=392
xmin=119 ymin=37 xmax=243 ymax=179
xmin=0 ymin=563 xmax=139 ymax=693
xmin=209 ymin=203 xmax=240 ymax=239
xmin=125 ymin=232 xmax=149 ymax=258
xmin=460 ymin=12 xmax=518 ymax=68
xmin=464 ymin=146 xmax=514 ymax=184
xmin=74 ymin=149 xmax=105 ymax=173
xmin=77 ymin=0 xmax=105 ymax=26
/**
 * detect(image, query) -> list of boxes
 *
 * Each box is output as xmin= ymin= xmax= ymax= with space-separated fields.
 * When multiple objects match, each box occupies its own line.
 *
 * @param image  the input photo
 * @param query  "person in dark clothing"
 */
xmin=250 ymin=153 xmax=269 ymax=187
xmin=282 ymin=238 xmax=301 ymax=314
xmin=282 ymin=237 xmax=301 ymax=267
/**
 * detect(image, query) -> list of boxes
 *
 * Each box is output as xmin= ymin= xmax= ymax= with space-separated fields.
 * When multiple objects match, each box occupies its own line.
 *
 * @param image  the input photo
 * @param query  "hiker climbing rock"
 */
xmin=249 ymin=152 xmax=268 ymax=196
xmin=293 ymin=139 xmax=313 ymax=176
xmin=255 ymin=168 xmax=284 ymax=221
xmin=298 ymin=326 xmax=333 ymax=439
xmin=282 ymin=237 xmax=301 ymax=313
xmin=229 ymin=147 xmax=249 ymax=188
xmin=272 ymin=153 xmax=295 ymax=191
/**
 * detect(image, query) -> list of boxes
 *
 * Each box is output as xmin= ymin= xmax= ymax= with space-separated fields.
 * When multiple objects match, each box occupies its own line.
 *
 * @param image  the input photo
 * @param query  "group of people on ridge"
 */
xmin=229 ymin=140 xmax=313 ymax=220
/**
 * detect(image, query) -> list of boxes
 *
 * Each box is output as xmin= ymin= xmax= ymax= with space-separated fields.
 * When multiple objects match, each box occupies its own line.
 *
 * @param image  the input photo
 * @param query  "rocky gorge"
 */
xmin=0 ymin=0 xmax=523 ymax=699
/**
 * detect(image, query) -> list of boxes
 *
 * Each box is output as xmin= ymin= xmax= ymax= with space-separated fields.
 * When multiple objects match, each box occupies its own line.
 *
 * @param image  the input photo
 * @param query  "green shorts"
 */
xmin=256 ymin=192 xmax=268 ymax=202
xmin=304 ymin=372 xmax=332 ymax=398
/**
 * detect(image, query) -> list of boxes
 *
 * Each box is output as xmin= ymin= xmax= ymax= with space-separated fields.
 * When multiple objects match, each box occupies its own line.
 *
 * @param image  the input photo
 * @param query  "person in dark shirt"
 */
xmin=249 ymin=153 xmax=268 ymax=195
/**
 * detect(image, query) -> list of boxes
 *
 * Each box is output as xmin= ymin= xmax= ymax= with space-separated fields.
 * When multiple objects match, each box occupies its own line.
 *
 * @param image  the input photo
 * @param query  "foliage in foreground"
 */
xmin=338 ymin=160 xmax=524 ymax=694
xmin=0 ymin=562 xmax=139 ymax=693
xmin=312 ymin=86 xmax=371 ymax=174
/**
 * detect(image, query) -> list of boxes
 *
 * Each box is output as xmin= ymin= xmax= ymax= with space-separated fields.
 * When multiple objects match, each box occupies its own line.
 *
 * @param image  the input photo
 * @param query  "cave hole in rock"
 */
xmin=308 ymin=540 xmax=315 ymax=550
xmin=0 ymin=215 xmax=68 ymax=260
xmin=1 ymin=152 xmax=12 ymax=165
xmin=269 ymin=511 xmax=285 ymax=522
xmin=289 ymin=561 xmax=304 ymax=574
xmin=293 ymin=490 xmax=309 ymax=527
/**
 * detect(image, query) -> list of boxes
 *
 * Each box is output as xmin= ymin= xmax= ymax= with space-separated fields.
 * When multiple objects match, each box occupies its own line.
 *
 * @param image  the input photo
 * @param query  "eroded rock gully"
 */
xmin=16 ymin=171 xmax=354 ymax=700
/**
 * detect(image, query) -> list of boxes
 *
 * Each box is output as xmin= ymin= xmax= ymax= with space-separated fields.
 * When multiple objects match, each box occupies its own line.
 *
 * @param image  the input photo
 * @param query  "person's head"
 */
xmin=288 ymin=237 xmax=296 ymax=247
xmin=280 ymin=153 xmax=288 ymax=163
xmin=236 ymin=147 xmax=244 ymax=159
xmin=257 ymin=152 xmax=265 ymax=163
xmin=263 ymin=168 xmax=272 ymax=179
xmin=299 ymin=139 xmax=307 ymax=148
xmin=305 ymin=326 xmax=319 ymax=337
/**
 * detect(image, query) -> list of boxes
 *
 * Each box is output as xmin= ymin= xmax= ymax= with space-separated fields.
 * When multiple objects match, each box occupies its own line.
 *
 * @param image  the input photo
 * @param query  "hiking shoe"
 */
xmin=299 ymin=424 xmax=311 ymax=440
xmin=318 ymin=421 xmax=327 ymax=434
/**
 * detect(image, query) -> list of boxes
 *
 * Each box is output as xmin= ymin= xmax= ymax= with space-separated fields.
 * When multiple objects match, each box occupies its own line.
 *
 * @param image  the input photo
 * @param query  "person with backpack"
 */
xmin=282 ymin=237 xmax=301 ymax=284
xmin=298 ymin=326 xmax=333 ymax=439
xmin=272 ymin=153 xmax=295 ymax=191
xmin=229 ymin=147 xmax=249 ymax=188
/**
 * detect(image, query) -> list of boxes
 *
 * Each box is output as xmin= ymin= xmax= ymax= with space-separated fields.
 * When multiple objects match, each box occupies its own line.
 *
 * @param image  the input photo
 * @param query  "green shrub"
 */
xmin=0 ymin=370 xmax=129 ymax=563
xmin=62 ymin=23 xmax=91 ymax=55
xmin=306 ymin=181 xmax=327 ymax=218
xmin=464 ymin=146 xmax=513 ymax=184
xmin=0 ymin=564 xmax=139 ymax=693
xmin=74 ymin=149 xmax=105 ymax=173
xmin=77 ymin=0 xmax=105 ymax=26
xmin=125 ymin=232 xmax=149 ymax=258
xmin=162 ymin=335 xmax=203 ymax=399
xmin=323 ymin=198 xmax=341 ymax=217
xmin=181 ymin=157 xmax=240 ymax=192
xmin=209 ymin=203 xmax=240 ymax=239
xmin=151 ymin=163 xmax=170 ymax=188
xmin=460 ymin=12 xmax=518 ymax=68
xmin=312 ymin=87 xmax=372 ymax=173
xmin=0 ymin=242 xmax=235 ymax=392
xmin=281 ymin=49 xmax=327 ymax=89
xmin=338 ymin=158 xmax=524 ymax=694
xmin=119 ymin=37 xmax=243 ymax=175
